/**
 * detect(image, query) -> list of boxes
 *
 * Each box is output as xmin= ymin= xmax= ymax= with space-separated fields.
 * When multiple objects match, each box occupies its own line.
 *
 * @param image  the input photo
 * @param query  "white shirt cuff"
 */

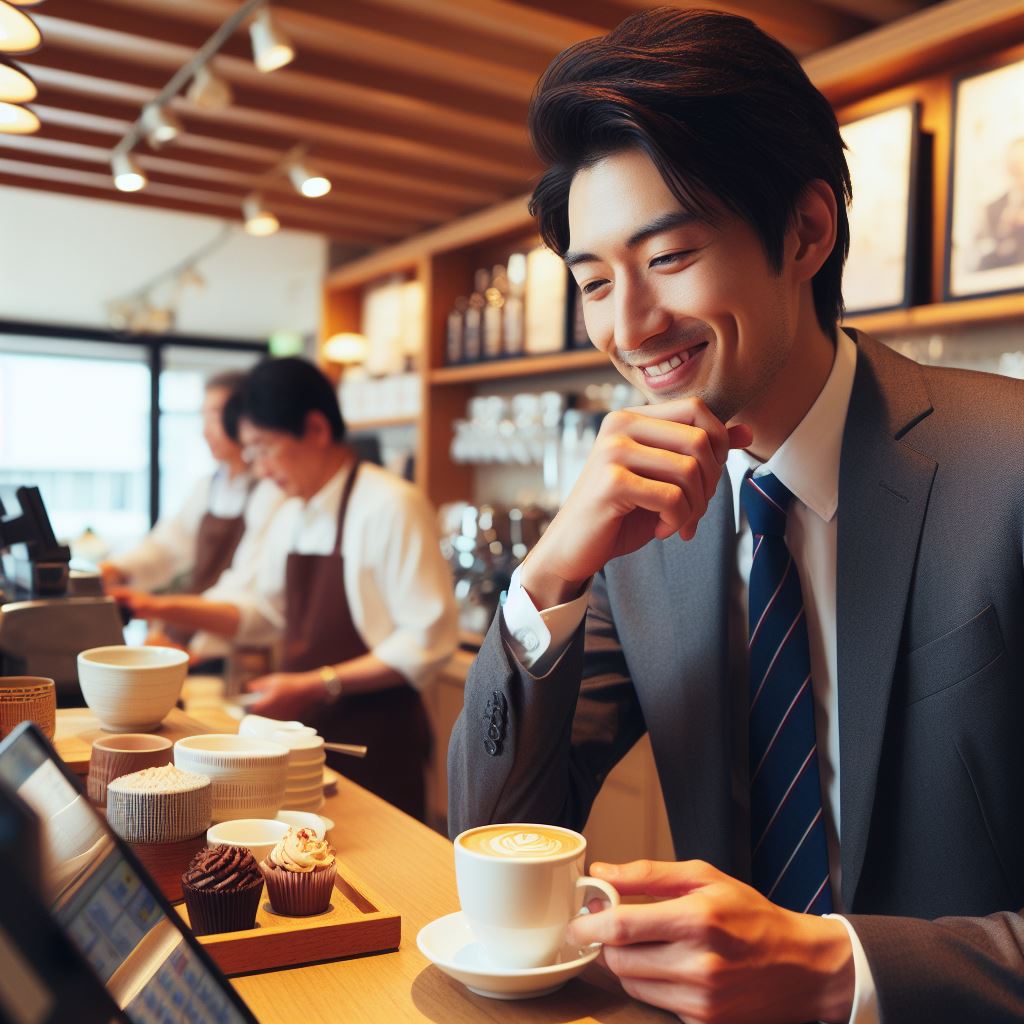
xmin=500 ymin=565 xmax=591 ymax=676
xmin=825 ymin=915 xmax=879 ymax=1024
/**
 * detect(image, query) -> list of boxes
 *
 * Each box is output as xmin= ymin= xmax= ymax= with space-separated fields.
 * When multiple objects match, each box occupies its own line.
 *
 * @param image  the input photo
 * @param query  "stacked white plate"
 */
xmin=272 ymin=729 xmax=326 ymax=812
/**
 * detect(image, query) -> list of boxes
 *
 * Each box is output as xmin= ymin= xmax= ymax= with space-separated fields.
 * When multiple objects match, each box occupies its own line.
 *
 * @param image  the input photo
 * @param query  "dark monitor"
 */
xmin=0 ymin=779 xmax=126 ymax=1024
xmin=0 ymin=722 xmax=259 ymax=1024
xmin=0 ymin=486 xmax=70 ymax=596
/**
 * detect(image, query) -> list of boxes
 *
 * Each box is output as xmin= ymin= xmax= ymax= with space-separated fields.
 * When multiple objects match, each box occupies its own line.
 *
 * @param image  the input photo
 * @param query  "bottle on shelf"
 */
xmin=446 ymin=296 xmax=468 ymax=365
xmin=463 ymin=268 xmax=488 ymax=363
xmin=525 ymin=245 xmax=569 ymax=355
xmin=483 ymin=264 xmax=507 ymax=360
xmin=503 ymin=252 xmax=527 ymax=357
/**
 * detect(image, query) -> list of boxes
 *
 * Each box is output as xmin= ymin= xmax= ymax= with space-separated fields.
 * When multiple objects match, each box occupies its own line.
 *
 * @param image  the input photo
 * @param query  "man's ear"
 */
xmin=303 ymin=409 xmax=332 ymax=447
xmin=788 ymin=179 xmax=837 ymax=284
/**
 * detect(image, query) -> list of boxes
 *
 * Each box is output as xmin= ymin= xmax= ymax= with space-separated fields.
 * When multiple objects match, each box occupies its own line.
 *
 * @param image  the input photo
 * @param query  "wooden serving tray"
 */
xmin=54 ymin=707 xmax=214 ymax=775
xmin=176 ymin=863 xmax=401 ymax=975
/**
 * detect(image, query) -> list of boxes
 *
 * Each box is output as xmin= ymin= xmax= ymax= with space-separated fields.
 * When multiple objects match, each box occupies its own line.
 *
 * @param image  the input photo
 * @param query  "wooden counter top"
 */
xmin=231 ymin=777 xmax=673 ymax=1024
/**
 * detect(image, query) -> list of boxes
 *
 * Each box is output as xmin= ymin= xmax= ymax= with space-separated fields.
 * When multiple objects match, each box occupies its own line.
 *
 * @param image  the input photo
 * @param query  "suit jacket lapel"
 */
xmin=654 ymin=470 xmax=737 ymax=874
xmin=837 ymin=331 xmax=936 ymax=909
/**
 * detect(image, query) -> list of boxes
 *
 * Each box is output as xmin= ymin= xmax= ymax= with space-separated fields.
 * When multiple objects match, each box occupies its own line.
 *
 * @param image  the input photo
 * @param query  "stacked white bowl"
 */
xmin=174 ymin=734 xmax=289 ymax=822
xmin=238 ymin=715 xmax=325 ymax=813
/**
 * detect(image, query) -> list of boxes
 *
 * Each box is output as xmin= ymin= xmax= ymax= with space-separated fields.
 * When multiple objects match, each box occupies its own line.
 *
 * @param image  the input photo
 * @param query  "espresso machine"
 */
xmin=0 ymin=486 xmax=123 ymax=705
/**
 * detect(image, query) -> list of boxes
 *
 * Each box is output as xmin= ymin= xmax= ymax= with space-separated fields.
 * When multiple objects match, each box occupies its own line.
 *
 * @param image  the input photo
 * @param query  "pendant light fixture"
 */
xmin=287 ymin=158 xmax=331 ymax=198
xmin=0 ymin=1 xmax=41 ymax=54
xmin=0 ymin=98 xmax=38 ymax=133
xmin=111 ymin=150 xmax=147 ymax=192
xmin=250 ymin=6 xmax=294 ymax=74
xmin=242 ymin=193 xmax=279 ymax=236
xmin=186 ymin=64 xmax=232 ymax=110
xmin=0 ymin=56 xmax=34 ymax=102
xmin=141 ymin=102 xmax=182 ymax=147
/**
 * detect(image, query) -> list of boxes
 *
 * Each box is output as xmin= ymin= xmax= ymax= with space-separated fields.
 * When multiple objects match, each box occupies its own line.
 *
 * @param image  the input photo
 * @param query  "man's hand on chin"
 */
xmin=567 ymin=859 xmax=854 ymax=1024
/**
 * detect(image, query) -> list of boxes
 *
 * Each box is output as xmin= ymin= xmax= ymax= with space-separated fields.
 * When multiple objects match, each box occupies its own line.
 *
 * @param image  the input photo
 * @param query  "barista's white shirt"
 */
xmin=110 ymin=468 xmax=280 ymax=593
xmin=212 ymin=461 xmax=458 ymax=689
xmin=502 ymin=328 xmax=878 ymax=1024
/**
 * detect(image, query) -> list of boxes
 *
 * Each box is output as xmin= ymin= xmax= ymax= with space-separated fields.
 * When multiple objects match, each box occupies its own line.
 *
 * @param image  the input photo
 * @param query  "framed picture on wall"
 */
xmin=840 ymin=103 xmax=920 ymax=316
xmin=946 ymin=54 xmax=1024 ymax=300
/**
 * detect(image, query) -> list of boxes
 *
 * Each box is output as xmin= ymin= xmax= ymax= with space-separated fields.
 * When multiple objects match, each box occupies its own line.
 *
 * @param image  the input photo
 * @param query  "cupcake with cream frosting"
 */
xmin=260 ymin=826 xmax=336 ymax=915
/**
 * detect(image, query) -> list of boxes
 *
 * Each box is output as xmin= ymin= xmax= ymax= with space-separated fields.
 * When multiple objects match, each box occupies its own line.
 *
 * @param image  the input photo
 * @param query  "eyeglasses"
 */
xmin=241 ymin=437 xmax=286 ymax=465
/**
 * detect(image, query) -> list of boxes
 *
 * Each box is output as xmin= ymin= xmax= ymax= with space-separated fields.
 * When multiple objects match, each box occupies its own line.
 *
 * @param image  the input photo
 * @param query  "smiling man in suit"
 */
xmin=448 ymin=8 xmax=1024 ymax=1024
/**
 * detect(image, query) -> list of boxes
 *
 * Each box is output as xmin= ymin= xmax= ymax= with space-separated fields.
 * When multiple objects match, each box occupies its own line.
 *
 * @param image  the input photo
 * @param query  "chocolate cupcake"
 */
xmin=181 ymin=844 xmax=264 ymax=936
xmin=260 ymin=827 xmax=337 ymax=916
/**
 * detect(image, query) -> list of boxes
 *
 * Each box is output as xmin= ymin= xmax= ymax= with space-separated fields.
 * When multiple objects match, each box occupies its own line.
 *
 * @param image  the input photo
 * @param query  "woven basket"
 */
xmin=0 ymin=677 xmax=56 ymax=740
xmin=106 ymin=776 xmax=212 ymax=844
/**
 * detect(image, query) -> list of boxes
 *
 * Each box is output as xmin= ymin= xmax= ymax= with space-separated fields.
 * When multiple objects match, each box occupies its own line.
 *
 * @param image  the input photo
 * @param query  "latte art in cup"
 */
xmin=459 ymin=825 xmax=584 ymax=859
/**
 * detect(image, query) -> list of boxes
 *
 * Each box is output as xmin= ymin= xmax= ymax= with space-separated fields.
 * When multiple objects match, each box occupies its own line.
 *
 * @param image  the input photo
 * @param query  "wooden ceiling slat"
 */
xmin=22 ymin=58 xmax=536 ymax=188
xmin=0 ymin=161 xmax=396 ymax=242
xmin=341 ymin=0 xmax=602 ymax=57
xmin=519 ymin=0 xmax=870 ymax=55
xmin=0 ymin=132 xmax=456 ymax=227
xmin=85 ymin=0 xmax=539 ymax=103
xmin=31 ymin=16 xmax=532 ymax=163
xmin=0 ymin=149 xmax=411 ymax=237
xmin=31 ymin=98 xmax=506 ymax=208
xmin=811 ymin=0 xmax=927 ymax=23
xmin=36 ymin=4 xmax=530 ymax=146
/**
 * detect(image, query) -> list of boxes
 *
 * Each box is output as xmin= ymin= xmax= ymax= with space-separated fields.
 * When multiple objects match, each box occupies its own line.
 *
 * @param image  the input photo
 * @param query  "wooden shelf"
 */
xmin=844 ymin=293 xmax=1024 ymax=336
xmin=429 ymin=348 xmax=611 ymax=384
xmin=346 ymin=415 xmax=419 ymax=431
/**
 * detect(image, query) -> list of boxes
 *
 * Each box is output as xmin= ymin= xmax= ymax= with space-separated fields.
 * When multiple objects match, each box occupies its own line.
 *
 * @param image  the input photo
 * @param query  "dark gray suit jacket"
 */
xmin=448 ymin=332 xmax=1024 ymax=1021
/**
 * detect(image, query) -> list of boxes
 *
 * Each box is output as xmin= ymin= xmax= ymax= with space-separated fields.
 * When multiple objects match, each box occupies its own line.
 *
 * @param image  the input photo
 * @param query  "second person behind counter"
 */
xmin=129 ymin=357 xmax=458 ymax=821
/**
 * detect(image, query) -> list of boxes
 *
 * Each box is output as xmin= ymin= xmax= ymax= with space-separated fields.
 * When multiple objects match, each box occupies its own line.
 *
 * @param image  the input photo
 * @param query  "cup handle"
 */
xmin=574 ymin=875 xmax=620 ymax=948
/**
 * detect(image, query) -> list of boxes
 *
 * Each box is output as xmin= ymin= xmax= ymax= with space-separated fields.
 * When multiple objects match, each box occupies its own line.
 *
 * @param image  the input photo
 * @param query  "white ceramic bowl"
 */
xmin=275 ymin=810 xmax=327 ymax=838
xmin=207 ymin=818 xmax=288 ymax=865
xmin=174 ymin=734 xmax=289 ymax=822
xmin=78 ymin=646 xmax=189 ymax=732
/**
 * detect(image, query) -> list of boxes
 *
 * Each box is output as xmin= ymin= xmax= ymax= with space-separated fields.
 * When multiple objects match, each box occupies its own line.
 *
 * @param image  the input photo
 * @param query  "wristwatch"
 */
xmin=319 ymin=665 xmax=344 ymax=703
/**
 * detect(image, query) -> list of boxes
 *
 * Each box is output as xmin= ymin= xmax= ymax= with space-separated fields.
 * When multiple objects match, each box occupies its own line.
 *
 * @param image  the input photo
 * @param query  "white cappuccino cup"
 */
xmin=454 ymin=822 xmax=619 ymax=969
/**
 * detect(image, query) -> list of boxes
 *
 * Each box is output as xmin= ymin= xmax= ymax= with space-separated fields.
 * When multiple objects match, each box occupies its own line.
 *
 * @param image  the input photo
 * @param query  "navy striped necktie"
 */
xmin=741 ymin=472 xmax=833 ymax=915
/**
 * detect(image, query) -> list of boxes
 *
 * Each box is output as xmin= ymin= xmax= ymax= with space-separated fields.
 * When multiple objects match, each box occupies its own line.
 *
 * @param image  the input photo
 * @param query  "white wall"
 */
xmin=0 ymin=185 xmax=327 ymax=340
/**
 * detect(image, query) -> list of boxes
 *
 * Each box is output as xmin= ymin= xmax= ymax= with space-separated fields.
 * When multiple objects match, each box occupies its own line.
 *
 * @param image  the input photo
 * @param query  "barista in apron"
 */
xmin=278 ymin=459 xmax=431 ymax=820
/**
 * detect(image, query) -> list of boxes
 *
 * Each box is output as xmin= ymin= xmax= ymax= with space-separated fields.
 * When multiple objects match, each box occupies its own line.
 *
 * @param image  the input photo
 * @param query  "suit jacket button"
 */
xmin=484 ymin=738 xmax=500 ymax=756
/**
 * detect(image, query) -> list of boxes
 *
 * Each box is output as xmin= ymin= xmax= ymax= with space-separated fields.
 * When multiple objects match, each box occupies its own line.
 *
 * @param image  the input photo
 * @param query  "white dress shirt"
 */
xmin=212 ymin=461 xmax=458 ymax=690
xmin=502 ymin=329 xmax=878 ymax=1024
xmin=111 ymin=468 xmax=278 ymax=592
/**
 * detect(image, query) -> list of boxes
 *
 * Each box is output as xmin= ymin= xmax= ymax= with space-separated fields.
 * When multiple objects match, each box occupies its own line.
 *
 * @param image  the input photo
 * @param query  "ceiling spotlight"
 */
xmin=0 ymin=57 xmax=34 ymax=102
xmin=249 ymin=6 xmax=294 ymax=74
xmin=111 ymin=150 xmax=147 ymax=192
xmin=0 ymin=99 xmax=38 ymax=133
xmin=0 ymin=2 xmax=40 ymax=54
xmin=287 ymin=160 xmax=330 ymax=198
xmin=141 ymin=102 xmax=182 ymax=147
xmin=186 ymin=64 xmax=232 ymax=111
xmin=243 ymin=193 xmax=279 ymax=236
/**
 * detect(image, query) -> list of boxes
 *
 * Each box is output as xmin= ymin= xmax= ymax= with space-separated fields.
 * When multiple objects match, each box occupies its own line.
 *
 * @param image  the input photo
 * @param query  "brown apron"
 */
xmin=165 ymin=473 xmax=254 ymax=647
xmin=280 ymin=460 xmax=431 ymax=821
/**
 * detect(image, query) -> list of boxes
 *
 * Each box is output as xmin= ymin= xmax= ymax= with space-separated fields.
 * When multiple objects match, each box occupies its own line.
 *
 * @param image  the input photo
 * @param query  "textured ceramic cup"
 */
xmin=0 ymin=676 xmax=56 ymax=740
xmin=206 ymin=818 xmax=289 ymax=866
xmin=77 ymin=645 xmax=188 ymax=732
xmin=87 ymin=733 xmax=173 ymax=805
xmin=174 ymin=734 xmax=289 ymax=822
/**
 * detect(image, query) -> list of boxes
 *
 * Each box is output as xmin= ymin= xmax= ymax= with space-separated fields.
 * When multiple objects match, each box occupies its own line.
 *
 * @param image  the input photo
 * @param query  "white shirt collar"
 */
xmin=726 ymin=327 xmax=858 ymax=526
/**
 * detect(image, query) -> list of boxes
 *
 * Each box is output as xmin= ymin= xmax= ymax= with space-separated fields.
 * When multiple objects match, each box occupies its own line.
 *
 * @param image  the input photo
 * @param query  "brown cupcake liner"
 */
xmin=260 ymin=861 xmax=336 ymax=916
xmin=181 ymin=876 xmax=263 ymax=936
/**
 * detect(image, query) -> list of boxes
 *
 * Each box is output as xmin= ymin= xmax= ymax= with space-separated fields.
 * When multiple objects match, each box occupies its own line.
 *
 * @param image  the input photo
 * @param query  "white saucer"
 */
xmin=416 ymin=911 xmax=600 ymax=1000
xmin=274 ymin=810 xmax=335 ymax=835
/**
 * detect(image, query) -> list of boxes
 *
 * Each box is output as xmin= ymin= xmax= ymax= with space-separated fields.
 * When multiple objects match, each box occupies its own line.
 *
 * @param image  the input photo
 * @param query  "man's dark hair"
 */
xmin=236 ymin=357 xmax=346 ymax=442
xmin=528 ymin=8 xmax=851 ymax=337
